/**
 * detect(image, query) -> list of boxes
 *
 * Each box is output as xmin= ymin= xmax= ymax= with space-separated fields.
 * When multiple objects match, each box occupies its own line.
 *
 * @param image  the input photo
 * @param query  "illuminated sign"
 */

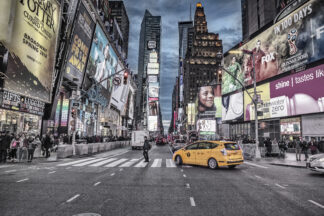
xmin=147 ymin=63 xmax=159 ymax=75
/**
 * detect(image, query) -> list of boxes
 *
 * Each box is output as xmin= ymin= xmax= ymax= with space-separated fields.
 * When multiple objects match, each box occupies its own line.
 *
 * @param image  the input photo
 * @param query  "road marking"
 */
xmin=275 ymin=183 xmax=286 ymax=189
xmin=151 ymin=159 xmax=162 ymax=167
xmin=0 ymin=165 xmax=13 ymax=169
xmin=48 ymin=171 xmax=56 ymax=174
xmin=308 ymin=200 xmax=324 ymax=209
xmin=66 ymin=194 xmax=80 ymax=203
xmin=186 ymin=183 xmax=190 ymax=189
xmin=111 ymin=173 xmax=115 ymax=176
xmin=255 ymin=175 xmax=263 ymax=179
xmin=244 ymin=162 xmax=268 ymax=169
xmin=166 ymin=159 xmax=176 ymax=168
xmin=119 ymin=159 xmax=139 ymax=167
xmin=182 ymin=165 xmax=192 ymax=168
xmin=105 ymin=159 xmax=128 ymax=167
xmin=190 ymin=197 xmax=196 ymax=207
xmin=180 ymin=169 xmax=184 ymax=172
xmin=5 ymin=169 xmax=16 ymax=173
xmin=90 ymin=158 xmax=118 ymax=167
xmin=73 ymin=158 xmax=107 ymax=167
xmin=58 ymin=158 xmax=96 ymax=166
xmin=183 ymin=174 xmax=187 ymax=178
xmin=94 ymin=182 xmax=101 ymax=186
xmin=134 ymin=159 xmax=149 ymax=167
xmin=16 ymin=178 xmax=29 ymax=183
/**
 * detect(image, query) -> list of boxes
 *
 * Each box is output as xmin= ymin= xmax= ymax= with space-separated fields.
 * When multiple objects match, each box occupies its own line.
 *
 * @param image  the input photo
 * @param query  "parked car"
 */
xmin=172 ymin=141 xmax=244 ymax=169
xmin=306 ymin=153 xmax=324 ymax=173
xmin=171 ymin=139 xmax=187 ymax=153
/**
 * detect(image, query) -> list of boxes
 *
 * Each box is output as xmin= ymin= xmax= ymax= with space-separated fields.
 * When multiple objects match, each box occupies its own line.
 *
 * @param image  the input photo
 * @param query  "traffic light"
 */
xmin=123 ymin=71 xmax=128 ymax=85
xmin=71 ymin=108 xmax=77 ymax=118
xmin=218 ymin=70 xmax=222 ymax=83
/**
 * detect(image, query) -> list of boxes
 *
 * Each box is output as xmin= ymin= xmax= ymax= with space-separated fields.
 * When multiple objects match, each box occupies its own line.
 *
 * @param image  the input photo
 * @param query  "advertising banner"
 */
xmin=270 ymin=64 xmax=324 ymax=116
xmin=222 ymin=92 xmax=244 ymax=121
xmin=197 ymin=86 xmax=218 ymax=119
xmin=148 ymin=116 xmax=158 ymax=131
xmin=60 ymin=97 xmax=69 ymax=127
xmin=85 ymin=24 xmax=118 ymax=91
xmin=197 ymin=119 xmax=216 ymax=132
xmin=180 ymin=75 xmax=184 ymax=102
xmin=148 ymin=101 xmax=158 ymax=116
xmin=111 ymin=62 xmax=129 ymax=111
xmin=244 ymin=83 xmax=270 ymax=121
xmin=149 ymin=51 xmax=158 ymax=62
xmin=148 ymin=97 xmax=158 ymax=101
xmin=147 ymin=75 xmax=158 ymax=83
xmin=0 ymin=0 xmax=61 ymax=103
xmin=65 ymin=1 xmax=95 ymax=86
xmin=187 ymin=103 xmax=196 ymax=125
xmin=280 ymin=117 xmax=301 ymax=135
xmin=223 ymin=0 xmax=324 ymax=95
xmin=147 ymin=62 xmax=159 ymax=75
xmin=148 ymin=82 xmax=159 ymax=98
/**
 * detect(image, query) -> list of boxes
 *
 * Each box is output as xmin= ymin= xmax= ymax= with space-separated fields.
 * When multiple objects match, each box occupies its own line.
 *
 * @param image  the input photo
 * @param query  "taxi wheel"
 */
xmin=175 ymin=155 xmax=183 ymax=165
xmin=208 ymin=158 xmax=218 ymax=169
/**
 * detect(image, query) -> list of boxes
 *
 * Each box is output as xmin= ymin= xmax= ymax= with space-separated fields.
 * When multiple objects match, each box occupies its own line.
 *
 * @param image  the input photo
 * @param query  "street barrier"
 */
xmin=57 ymin=145 xmax=73 ymax=158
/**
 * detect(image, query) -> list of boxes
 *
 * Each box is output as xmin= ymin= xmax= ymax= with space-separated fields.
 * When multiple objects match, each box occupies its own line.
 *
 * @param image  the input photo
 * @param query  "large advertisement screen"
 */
xmin=65 ymin=2 xmax=95 ymax=87
xmin=85 ymin=25 xmax=118 ymax=90
xmin=187 ymin=103 xmax=196 ymax=125
xmin=148 ymin=82 xmax=159 ymax=98
xmin=147 ymin=75 xmax=158 ymax=83
xmin=222 ymin=92 xmax=244 ymax=121
xmin=280 ymin=117 xmax=301 ymax=135
xmin=148 ymin=116 xmax=158 ymax=131
xmin=197 ymin=119 xmax=216 ymax=132
xmin=148 ymin=101 xmax=158 ymax=116
xmin=222 ymin=0 xmax=324 ymax=95
xmin=147 ymin=62 xmax=159 ymax=75
xmin=0 ymin=0 xmax=61 ymax=103
xmin=197 ymin=86 xmax=221 ymax=119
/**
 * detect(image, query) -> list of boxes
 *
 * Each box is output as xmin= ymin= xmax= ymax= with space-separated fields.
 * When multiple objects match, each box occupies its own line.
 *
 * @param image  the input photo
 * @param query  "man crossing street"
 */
xmin=143 ymin=136 xmax=151 ymax=162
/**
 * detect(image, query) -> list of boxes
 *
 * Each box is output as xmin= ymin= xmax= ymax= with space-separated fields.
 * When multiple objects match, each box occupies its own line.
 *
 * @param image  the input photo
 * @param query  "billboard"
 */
xmin=222 ymin=92 xmax=244 ymax=121
xmin=148 ymin=82 xmax=159 ymax=98
xmin=0 ymin=0 xmax=61 ymax=103
xmin=197 ymin=86 xmax=221 ymax=119
xmin=148 ymin=101 xmax=158 ymax=116
xmin=147 ymin=75 xmax=158 ymax=83
xmin=65 ymin=1 xmax=95 ymax=86
xmin=85 ymin=24 xmax=118 ymax=90
xmin=148 ymin=116 xmax=158 ymax=131
xmin=111 ymin=62 xmax=129 ymax=111
xmin=149 ymin=51 xmax=158 ymax=62
xmin=197 ymin=119 xmax=216 ymax=132
xmin=148 ymin=41 xmax=156 ymax=49
xmin=128 ymin=88 xmax=134 ymax=120
xmin=187 ymin=103 xmax=196 ymax=125
xmin=270 ymin=64 xmax=324 ymax=116
xmin=223 ymin=0 xmax=324 ymax=94
xmin=280 ymin=117 xmax=301 ymax=135
xmin=147 ymin=62 xmax=159 ymax=75
xmin=179 ymin=75 xmax=184 ymax=102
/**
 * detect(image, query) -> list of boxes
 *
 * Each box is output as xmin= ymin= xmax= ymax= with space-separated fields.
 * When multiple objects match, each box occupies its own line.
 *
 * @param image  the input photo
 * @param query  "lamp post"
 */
xmin=216 ymin=51 xmax=261 ymax=159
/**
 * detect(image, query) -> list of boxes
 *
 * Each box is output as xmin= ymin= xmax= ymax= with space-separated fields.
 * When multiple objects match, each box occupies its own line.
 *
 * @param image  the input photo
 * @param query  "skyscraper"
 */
xmin=135 ymin=10 xmax=161 ymax=129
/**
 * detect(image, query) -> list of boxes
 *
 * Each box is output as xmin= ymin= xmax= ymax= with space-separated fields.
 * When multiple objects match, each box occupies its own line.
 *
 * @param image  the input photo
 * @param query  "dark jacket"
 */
xmin=143 ymin=140 xmax=151 ymax=151
xmin=0 ymin=135 xmax=12 ymax=150
xmin=43 ymin=135 xmax=52 ymax=149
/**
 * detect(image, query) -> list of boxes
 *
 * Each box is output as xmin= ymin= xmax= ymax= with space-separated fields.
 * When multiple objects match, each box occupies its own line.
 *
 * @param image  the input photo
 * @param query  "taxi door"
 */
xmin=196 ymin=142 xmax=212 ymax=166
xmin=182 ymin=143 xmax=199 ymax=165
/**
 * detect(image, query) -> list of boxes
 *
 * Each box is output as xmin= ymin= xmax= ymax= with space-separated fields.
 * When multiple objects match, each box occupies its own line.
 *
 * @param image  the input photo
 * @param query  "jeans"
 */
xmin=28 ymin=149 xmax=35 ymax=161
xmin=143 ymin=150 xmax=149 ymax=162
xmin=302 ymin=149 xmax=308 ymax=160
xmin=10 ymin=149 xmax=17 ymax=160
xmin=296 ymin=148 xmax=301 ymax=161
xmin=18 ymin=147 xmax=27 ymax=162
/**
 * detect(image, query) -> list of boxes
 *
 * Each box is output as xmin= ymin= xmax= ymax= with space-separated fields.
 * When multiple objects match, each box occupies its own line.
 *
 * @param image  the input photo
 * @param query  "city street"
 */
xmin=0 ymin=144 xmax=323 ymax=216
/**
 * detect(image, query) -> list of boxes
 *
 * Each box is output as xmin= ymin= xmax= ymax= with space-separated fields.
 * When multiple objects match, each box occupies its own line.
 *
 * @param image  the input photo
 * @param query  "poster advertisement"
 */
xmin=85 ymin=24 xmax=118 ymax=90
xmin=197 ymin=86 xmax=218 ymax=119
xmin=147 ymin=62 xmax=159 ymax=75
xmin=148 ymin=101 xmax=158 ymax=116
xmin=147 ymin=75 xmax=158 ymax=83
xmin=222 ymin=92 xmax=244 ymax=121
xmin=111 ymin=62 xmax=129 ymax=111
xmin=60 ymin=97 xmax=70 ymax=127
xmin=65 ymin=1 xmax=95 ymax=87
xmin=148 ymin=82 xmax=159 ymax=98
xmin=148 ymin=116 xmax=158 ymax=131
xmin=270 ymin=64 xmax=324 ymax=116
xmin=187 ymin=103 xmax=196 ymax=125
xmin=197 ymin=119 xmax=216 ymax=132
xmin=128 ymin=85 xmax=135 ymax=120
xmin=223 ymin=0 xmax=324 ymax=94
xmin=280 ymin=117 xmax=301 ymax=135
xmin=0 ymin=0 xmax=61 ymax=103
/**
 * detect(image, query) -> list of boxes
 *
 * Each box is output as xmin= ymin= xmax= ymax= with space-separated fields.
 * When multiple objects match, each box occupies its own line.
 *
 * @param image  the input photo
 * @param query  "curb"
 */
xmin=269 ymin=162 xmax=306 ymax=169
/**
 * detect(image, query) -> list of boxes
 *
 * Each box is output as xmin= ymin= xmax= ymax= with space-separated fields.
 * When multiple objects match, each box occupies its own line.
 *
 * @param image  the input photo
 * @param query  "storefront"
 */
xmin=0 ymin=90 xmax=44 ymax=136
xmin=302 ymin=113 xmax=324 ymax=142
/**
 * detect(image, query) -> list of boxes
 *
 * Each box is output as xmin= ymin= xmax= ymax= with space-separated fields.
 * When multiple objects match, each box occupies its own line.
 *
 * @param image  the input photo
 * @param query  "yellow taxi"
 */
xmin=172 ymin=141 xmax=244 ymax=169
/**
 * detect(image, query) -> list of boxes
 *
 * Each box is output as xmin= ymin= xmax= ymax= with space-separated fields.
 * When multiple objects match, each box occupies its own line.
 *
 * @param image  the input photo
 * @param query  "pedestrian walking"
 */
xmin=9 ymin=135 xmax=20 ymax=162
xmin=309 ymin=138 xmax=318 ymax=155
xmin=43 ymin=133 xmax=52 ymax=158
xmin=295 ymin=137 xmax=302 ymax=161
xmin=18 ymin=134 xmax=28 ymax=162
xmin=265 ymin=138 xmax=272 ymax=157
xmin=27 ymin=136 xmax=40 ymax=162
xmin=143 ymin=136 xmax=151 ymax=162
xmin=301 ymin=137 xmax=309 ymax=161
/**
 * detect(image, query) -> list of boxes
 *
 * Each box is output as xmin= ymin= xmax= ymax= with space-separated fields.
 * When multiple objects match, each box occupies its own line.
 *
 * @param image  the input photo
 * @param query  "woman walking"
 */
xmin=18 ymin=134 xmax=28 ymax=162
xmin=9 ymin=135 xmax=19 ymax=162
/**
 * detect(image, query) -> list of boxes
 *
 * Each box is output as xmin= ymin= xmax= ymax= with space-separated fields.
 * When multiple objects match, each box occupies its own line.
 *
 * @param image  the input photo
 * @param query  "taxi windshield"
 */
xmin=224 ymin=143 xmax=240 ymax=150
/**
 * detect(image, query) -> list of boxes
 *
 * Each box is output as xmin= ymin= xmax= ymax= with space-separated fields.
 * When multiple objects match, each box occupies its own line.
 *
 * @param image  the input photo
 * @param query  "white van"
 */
xmin=131 ymin=130 xmax=149 ymax=150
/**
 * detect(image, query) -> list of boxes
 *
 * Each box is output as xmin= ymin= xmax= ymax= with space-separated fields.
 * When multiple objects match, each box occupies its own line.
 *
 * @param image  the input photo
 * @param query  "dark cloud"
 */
xmin=123 ymin=0 xmax=242 ymax=122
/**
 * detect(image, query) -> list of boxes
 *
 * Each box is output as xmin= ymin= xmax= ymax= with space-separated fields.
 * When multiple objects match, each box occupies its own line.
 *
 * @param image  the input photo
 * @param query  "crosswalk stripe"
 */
xmin=105 ymin=158 xmax=128 ymax=167
xmin=151 ymin=159 xmax=162 ymax=167
xmin=166 ymin=159 xmax=176 ymax=168
xmin=57 ymin=158 xmax=96 ymax=166
xmin=119 ymin=159 xmax=139 ymax=167
xmin=73 ymin=158 xmax=107 ymax=167
xmin=134 ymin=159 xmax=149 ymax=167
xmin=90 ymin=158 xmax=118 ymax=167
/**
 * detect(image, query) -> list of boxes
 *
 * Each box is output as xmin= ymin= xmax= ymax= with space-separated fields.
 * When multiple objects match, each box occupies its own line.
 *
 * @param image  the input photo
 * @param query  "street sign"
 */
xmin=113 ymin=77 xmax=121 ymax=86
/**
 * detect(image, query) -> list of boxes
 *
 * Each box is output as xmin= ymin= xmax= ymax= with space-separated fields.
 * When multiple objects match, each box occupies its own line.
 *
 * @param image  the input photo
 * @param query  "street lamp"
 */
xmin=216 ymin=51 xmax=261 ymax=159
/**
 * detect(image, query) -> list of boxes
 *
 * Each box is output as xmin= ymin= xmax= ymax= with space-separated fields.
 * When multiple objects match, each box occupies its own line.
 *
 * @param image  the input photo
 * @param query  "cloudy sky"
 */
xmin=122 ymin=0 xmax=242 ymax=124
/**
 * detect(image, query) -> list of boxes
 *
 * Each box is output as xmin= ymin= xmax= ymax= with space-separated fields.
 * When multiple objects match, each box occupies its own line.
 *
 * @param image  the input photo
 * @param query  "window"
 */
xmin=224 ymin=143 xmax=240 ymax=150
xmin=210 ymin=143 xmax=218 ymax=149
xmin=186 ymin=143 xmax=198 ymax=150
xmin=198 ymin=142 xmax=211 ymax=149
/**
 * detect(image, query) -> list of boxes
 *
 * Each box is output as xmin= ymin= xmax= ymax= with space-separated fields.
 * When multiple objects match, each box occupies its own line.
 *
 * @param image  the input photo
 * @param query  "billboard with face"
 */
xmin=85 ymin=25 xmax=118 ymax=90
xmin=148 ymin=82 xmax=159 ymax=98
xmin=197 ymin=86 xmax=216 ymax=118
xmin=0 ymin=0 xmax=61 ymax=103
xmin=65 ymin=1 xmax=95 ymax=87
xmin=222 ymin=92 xmax=244 ymax=121
xmin=223 ymin=0 xmax=324 ymax=94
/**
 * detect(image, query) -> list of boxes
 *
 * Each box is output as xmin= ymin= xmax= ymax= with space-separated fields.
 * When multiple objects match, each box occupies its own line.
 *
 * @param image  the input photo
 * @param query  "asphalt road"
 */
xmin=0 ymin=144 xmax=323 ymax=216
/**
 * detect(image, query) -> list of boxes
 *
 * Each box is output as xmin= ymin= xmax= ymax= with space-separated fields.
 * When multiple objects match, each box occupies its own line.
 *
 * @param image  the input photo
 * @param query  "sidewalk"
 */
xmin=261 ymin=152 xmax=307 ymax=168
